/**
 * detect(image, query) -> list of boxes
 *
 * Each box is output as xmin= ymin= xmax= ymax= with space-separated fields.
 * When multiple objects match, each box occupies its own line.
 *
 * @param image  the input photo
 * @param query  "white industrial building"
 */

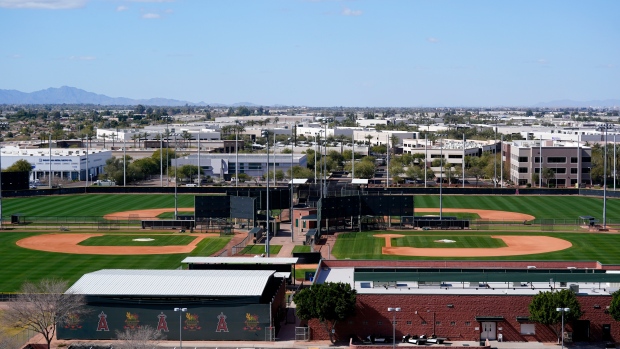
xmin=0 ymin=146 xmax=112 ymax=182
xmin=171 ymin=153 xmax=308 ymax=180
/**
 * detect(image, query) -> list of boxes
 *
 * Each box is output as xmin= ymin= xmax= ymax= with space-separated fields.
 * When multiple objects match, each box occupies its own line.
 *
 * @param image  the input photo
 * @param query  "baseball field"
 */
xmin=1 ymin=193 xmax=620 ymax=292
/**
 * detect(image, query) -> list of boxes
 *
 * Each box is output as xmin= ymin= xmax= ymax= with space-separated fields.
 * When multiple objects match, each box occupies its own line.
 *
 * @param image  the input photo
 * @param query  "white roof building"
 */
xmin=67 ymin=269 xmax=276 ymax=297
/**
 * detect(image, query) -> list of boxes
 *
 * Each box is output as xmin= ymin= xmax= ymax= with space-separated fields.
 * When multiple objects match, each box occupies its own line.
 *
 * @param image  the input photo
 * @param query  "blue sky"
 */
xmin=1 ymin=0 xmax=619 ymax=107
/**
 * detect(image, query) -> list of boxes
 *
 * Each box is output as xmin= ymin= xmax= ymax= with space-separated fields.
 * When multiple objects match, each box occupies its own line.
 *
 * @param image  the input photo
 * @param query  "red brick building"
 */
xmin=305 ymin=260 xmax=620 ymax=344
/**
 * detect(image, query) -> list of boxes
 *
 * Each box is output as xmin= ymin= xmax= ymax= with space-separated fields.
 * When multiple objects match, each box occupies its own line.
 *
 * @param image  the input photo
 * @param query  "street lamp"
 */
xmin=556 ymin=307 xmax=569 ymax=349
xmin=598 ymin=125 xmax=609 ymax=229
xmin=174 ymin=307 xmax=187 ymax=349
xmin=388 ymin=307 xmax=401 ymax=349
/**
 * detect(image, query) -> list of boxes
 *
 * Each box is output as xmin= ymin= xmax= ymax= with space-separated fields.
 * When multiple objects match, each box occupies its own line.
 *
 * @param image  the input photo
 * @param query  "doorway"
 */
xmin=480 ymin=322 xmax=496 ymax=341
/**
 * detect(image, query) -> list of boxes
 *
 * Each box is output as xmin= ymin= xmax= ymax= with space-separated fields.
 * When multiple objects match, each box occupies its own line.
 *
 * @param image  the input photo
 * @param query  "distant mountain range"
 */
xmin=0 ymin=86 xmax=258 ymax=107
xmin=0 ymin=86 xmax=618 ymax=108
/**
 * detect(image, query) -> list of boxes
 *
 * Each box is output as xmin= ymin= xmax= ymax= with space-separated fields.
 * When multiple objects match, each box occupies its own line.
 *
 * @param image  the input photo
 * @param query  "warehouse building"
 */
xmin=57 ymin=269 xmax=287 ymax=341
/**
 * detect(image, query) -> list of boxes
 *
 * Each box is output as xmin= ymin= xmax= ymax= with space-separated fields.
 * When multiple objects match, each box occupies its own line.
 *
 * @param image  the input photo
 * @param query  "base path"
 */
xmin=375 ymin=234 xmax=572 ymax=257
xmin=16 ymin=233 xmax=217 ymax=255
xmin=414 ymin=208 xmax=535 ymax=221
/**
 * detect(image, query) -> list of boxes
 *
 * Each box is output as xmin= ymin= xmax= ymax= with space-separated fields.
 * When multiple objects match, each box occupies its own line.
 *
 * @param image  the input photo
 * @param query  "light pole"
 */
xmin=262 ymin=130 xmax=270 ymax=256
xmin=556 ymin=307 xmax=569 ymax=349
xmin=174 ymin=307 xmax=187 ymax=349
xmin=598 ymin=125 xmax=608 ymax=228
xmin=388 ymin=307 xmax=401 ymax=349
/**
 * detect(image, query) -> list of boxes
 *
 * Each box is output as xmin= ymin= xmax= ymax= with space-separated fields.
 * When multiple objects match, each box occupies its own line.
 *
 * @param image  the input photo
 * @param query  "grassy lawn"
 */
xmin=333 ymin=230 xmax=620 ymax=263
xmin=78 ymin=235 xmax=197 ymax=246
xmin=295 ymin=268 xmax=317 ymax=280
xmin=239 ymin=244 xmax=282 ymax=255
xmin=292 ymin=245 xmax=312 ymax=253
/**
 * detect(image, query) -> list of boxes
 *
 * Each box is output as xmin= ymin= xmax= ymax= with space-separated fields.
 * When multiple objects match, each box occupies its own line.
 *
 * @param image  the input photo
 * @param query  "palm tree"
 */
xmin=101 ymin=133 xmax=107 ymax=148
xmin=131 ymin=134 xmax=139 ymax=148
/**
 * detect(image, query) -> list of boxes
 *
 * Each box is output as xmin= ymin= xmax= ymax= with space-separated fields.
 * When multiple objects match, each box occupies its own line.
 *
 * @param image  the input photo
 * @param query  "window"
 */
xmin=520 ymin=323 xmax=535 ymax=335
xmin=430 ymin=154 xmax=443 ymax=158
xmin=534 ymin=157 xmax=541 ymax=163
xmin=554 ymin=168 xmax=566 ymax=174
xmin=571 ymin=168 xmax=578 ymax=174
xmin=518 ymin=167 xmax=528 ymax=173
xmin=406 ymin=321 xmax=412 ymax=325
xmin=583 ymin=167 xmax=591 ymax=173
xmin=465 ymin=321 xmax=471 ymax=326
xmin=435 ymin=321 xmax=441 ymax=326
xmin=571 ymin=157 xmax=578 ymax=163
xmin=377 ymin=321 xmax=383 ymax=325
xmin=248 ymin=163 xmax=261 ymax=170
xmin=448 ymin=154 xmax=462 ymax=159
xmin=547 ymin=157 xmax=566 ymax=163
xmin=583 ymin=157 xmax=592 ymax=162
xmin=518 ymin=156 xmax=529 ymax=162
xmin=362 ymin=320 xmax=368 ymax=325
xmin=421 ymin=320 xmax=427 ymax=325
xmin=295 ymin=219 xmax=299 ymax=227
xmin=450 ymin=321 xmax=456 ymax=326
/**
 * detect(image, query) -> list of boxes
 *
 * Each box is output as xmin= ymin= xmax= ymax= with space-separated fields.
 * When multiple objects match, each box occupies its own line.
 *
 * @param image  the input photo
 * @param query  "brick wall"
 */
xmin=307 ymin=293 xmax=619 ymax=343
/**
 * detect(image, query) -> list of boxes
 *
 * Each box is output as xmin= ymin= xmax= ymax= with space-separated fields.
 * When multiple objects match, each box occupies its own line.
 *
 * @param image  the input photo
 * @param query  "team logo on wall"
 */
xmin=215 ymin=312 xmax=228 ymax=332
xmin=244 ymin=313 xmax=261 ymax=331
xmin=96 ymin=311 xmax=109 ymax=331
xmin=157 ymin=312 xmax=169 ymax=332
xmin=124 ymin=312 xmax=141 ymax=329
xmin=63 ymin=313 xmax=82 ymax=330
xmin=184 ymin=312 xmax=201 ymax=331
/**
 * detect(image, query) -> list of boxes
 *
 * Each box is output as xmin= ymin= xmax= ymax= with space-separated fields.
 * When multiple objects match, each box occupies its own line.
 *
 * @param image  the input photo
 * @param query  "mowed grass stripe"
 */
xmin=189 ymin=237 xmax=231 ymax=256
xmin=78 ymin=235 xmax=196 ymax=246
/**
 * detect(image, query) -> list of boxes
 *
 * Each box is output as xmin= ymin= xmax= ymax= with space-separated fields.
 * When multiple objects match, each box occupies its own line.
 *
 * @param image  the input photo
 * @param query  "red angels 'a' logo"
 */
xmin=97 ymin=311 xmax=109 ymax=331
xmin=215 ymin=312 xmax=229 ymax=332
xmin=157 ymin=312 xmax=169 ymax=332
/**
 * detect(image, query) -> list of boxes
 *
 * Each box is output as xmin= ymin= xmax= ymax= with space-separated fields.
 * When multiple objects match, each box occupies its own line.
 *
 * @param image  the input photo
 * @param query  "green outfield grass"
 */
xmin=239 ymin=244 xmax=282 ymax=255
xmin=413 ymin=195 xmax=620 ymax=221
xmin=78 ymin=235 xmax=197 ymax=246
xmin=292 ymin=245 xmax=312 ymax=253
xmin=188 ymin=236 xmax=231 ymax=256
xmin=2 ymin=194 xmax=618 ymax=221
xmin=333 ymin=230 xmax=620 ymax=263
xmin=0 ymin=232 xmax=186 ymax=292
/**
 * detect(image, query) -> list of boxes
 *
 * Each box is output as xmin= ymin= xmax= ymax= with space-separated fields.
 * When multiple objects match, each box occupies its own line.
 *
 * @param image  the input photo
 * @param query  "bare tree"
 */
xmin=1 ymin=279 xmax=87 ymax=349
xmin=115 ymin=325 xmax=163 ymax=349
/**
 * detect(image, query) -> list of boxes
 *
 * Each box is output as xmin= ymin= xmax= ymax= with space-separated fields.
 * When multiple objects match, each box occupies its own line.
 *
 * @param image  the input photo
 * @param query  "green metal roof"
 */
xmin=354 ymin=268 xmax=620 ymax=283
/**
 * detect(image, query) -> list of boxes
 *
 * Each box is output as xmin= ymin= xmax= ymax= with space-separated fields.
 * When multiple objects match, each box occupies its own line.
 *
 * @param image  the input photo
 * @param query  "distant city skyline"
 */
xmin=1 ymin=0 xmax=618 ymax=107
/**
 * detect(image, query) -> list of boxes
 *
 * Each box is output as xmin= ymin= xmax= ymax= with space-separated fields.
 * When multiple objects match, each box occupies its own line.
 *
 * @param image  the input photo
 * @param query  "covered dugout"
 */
xmin=57 ymin=269 xmax=287 ymax=341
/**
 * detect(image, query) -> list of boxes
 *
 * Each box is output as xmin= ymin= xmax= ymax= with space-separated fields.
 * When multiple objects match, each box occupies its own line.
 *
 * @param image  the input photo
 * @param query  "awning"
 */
xmin=516 ymin=316 xmax=530 ymax=322
xmin=475 ymin=316 xmax=504 ymax=322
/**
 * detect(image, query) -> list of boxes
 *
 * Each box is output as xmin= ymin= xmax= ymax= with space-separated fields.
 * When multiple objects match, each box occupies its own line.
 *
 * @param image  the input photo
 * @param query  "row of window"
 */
xmin=516 ymin=167 xmax=586 ymax=174
xmin=514 ymin=156 xmax=592 ymax=163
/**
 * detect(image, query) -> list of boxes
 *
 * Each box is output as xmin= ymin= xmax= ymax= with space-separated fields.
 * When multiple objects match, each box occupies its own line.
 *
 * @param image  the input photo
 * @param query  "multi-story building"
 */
xmin=0 ymin=146 xmax=111 ymax=182
xmin=505 ymin=140 xmax=592 ymax=187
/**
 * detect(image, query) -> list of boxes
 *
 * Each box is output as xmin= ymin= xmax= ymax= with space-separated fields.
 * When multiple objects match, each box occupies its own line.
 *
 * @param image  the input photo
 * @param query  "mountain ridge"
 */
xmin=0 ymin=86 xmax=618 ymax=108
xmin=0 ymin=86 xmax=258 ymax=107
